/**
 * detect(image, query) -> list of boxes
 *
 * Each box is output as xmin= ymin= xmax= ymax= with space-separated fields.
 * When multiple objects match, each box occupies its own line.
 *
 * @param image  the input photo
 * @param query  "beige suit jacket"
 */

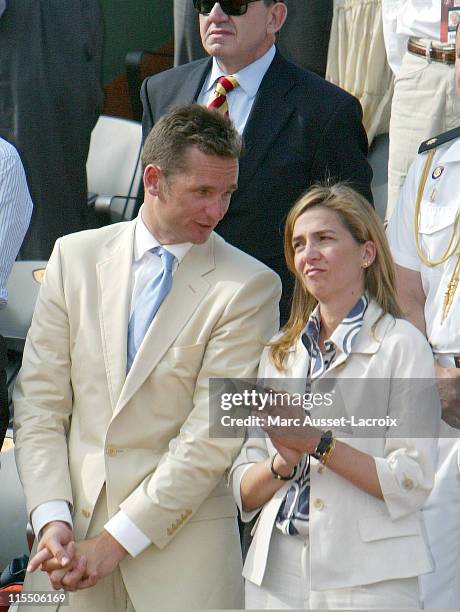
xmin=13 ymin=219 xmax=281 ymax=609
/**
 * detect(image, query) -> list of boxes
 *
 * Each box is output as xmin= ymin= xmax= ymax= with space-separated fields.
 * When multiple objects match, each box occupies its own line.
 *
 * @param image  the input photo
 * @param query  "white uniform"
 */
xmin=387 ymin=128 xmax=460 ymax=610
xmin=382 ymin=0 xmax=460 ymax=219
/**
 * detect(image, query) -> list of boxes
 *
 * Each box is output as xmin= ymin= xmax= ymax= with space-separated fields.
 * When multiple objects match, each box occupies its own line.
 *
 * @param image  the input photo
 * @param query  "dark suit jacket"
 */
xmin=0 ymin=0 xmax=103 ymax=259
xmin=141 ymin=50 xmax=373 ymax=322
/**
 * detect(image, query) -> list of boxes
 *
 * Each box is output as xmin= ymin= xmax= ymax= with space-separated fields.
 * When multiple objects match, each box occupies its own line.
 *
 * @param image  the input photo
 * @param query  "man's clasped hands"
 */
xmin=27 ymin=521 xmax=127 ymax=591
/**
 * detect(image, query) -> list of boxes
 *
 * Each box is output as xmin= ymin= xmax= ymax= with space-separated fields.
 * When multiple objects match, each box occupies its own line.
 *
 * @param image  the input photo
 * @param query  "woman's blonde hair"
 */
xmin=270 ymin=183 xmax=402 ymax=370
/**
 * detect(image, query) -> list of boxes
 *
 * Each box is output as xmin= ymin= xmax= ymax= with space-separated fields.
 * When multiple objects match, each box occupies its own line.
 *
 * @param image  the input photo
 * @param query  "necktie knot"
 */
xmin=216 ymin=75 xmax=239 ymax=95
xmin=207 ymin=75 xmax=239 ymax=117
xmin=153 ymin=246 xmax=175 ymax=272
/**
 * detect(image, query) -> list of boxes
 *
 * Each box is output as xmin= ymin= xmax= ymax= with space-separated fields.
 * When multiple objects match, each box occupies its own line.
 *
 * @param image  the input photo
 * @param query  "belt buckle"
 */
xmin=425 ymin=41 xmax=433 ymax=62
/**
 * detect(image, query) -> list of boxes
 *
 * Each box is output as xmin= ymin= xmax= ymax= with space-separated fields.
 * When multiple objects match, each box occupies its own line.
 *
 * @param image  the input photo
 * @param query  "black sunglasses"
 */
xmin=193 ymin=0 xmax=281 ymax=17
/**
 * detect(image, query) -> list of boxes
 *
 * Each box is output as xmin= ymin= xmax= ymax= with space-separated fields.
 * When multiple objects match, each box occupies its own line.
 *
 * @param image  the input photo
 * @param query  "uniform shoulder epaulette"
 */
xmin=418 ymin=126 xmax=460 ymax=154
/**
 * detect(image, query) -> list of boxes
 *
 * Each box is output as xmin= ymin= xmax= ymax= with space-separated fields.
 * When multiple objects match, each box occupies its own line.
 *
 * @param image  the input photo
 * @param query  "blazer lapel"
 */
xmin=114 ymin=235 xmax=216 ymax=416
xmin=237 ymin=51 xmax=297 ymax=196
xmin=323 ymin=301 xmax=388 ymax=377
xmin=162 ymin=58 xmax=212 ymax=111
xmin=97 ymin=221 xmax=136 ymax=410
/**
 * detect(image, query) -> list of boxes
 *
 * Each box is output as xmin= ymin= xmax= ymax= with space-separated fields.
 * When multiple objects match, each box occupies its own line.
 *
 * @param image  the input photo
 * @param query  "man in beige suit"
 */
xmin=13 ymin=105 xmax=281 ymax=611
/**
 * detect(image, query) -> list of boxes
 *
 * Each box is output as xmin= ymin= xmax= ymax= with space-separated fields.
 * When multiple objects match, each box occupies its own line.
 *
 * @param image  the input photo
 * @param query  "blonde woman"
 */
xmin=230 ymin=184 xmax=439 ymax=609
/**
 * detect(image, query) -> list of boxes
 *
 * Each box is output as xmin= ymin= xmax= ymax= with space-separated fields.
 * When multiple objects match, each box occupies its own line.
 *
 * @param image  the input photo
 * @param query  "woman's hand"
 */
xmin=259 ymin=387 xmax=321 ymax=454
xmin=271 ymin=439 xmax=303 ymax=469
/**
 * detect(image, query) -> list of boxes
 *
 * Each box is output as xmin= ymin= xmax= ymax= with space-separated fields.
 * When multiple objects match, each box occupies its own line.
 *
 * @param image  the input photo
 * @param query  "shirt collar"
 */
xmin=133 ymin=207 xmax=193 ymax=264
xmin=302 ymin=294 xmax=369 ymax=357
xmin=437 ymin=137 xmax=460 ymax=165
xmin=204 ymin=44 xmax=276 ymax=99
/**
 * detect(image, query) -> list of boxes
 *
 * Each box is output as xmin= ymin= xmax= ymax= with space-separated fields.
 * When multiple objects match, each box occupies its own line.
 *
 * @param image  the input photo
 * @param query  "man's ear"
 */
xmin=143 ymin=164 xmax=162 ymax=196
xmin=268 ymin=1 xmax=288 ymax=35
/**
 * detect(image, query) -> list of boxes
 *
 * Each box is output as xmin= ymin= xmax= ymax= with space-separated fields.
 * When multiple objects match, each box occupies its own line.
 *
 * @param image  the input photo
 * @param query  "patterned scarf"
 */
xmin=275 ymin=294 xmax=369 ymax=536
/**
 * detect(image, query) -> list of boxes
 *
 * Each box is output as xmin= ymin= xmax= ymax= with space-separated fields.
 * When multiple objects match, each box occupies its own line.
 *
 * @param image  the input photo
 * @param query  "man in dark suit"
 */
xmin=142 ymin=0 xmax=372 ymax=322
xmin=0 ymin=0 xmax=103 ymax=259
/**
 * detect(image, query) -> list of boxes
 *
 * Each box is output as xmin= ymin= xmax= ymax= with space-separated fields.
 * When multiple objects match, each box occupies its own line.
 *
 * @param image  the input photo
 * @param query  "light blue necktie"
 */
xmin=127 ymin=246 xmax=176 ymax=370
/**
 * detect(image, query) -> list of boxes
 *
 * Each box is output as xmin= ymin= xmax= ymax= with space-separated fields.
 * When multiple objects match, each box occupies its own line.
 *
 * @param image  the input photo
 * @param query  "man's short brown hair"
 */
xmin=141 ymin=104 xmax=243 ymax=178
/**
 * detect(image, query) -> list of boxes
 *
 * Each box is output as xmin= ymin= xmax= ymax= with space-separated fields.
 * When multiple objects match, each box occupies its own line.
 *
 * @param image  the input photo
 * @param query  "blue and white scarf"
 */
xmin=275 ymin=294 xmax=369 ymax=536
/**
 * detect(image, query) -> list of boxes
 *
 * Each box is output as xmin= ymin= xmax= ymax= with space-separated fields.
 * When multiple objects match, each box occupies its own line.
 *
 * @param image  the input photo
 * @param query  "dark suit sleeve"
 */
xmin=141 ymin=78 xmax=154 ymax=142
xmin=311 ymin=94 xmax=374 ymax=206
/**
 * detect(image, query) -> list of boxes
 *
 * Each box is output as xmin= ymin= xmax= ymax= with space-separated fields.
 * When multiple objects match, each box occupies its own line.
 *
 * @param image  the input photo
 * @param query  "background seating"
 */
xmin=87 ymin=115 xmax=143 ymax=224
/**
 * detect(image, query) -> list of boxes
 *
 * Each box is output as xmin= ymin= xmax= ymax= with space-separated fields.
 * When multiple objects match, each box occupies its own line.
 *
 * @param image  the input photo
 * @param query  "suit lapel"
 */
xmin=97 ymin=221 xmax=136 ymax=410
xmin=323 ymin=301 xmax=387 ymax=376
xmin=187 ymin=58 xmax=213 ymax=101
xmin=114 ymin=236 xmax=216 ymax=416
xmin=161 ymin=58 xmax=212 ymax=113
xmin=237 ymin=51 xmax=297 ymax=196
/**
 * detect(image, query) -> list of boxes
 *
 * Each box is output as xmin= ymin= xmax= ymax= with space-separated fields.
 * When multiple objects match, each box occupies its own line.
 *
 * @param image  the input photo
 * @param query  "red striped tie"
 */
xmin=207 ymin=75 xmax=239 ymax=118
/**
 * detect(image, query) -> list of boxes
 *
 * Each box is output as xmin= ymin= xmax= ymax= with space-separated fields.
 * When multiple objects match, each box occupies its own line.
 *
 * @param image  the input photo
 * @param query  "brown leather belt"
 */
xmin=407 ymin=39 xmax=456 ymax=64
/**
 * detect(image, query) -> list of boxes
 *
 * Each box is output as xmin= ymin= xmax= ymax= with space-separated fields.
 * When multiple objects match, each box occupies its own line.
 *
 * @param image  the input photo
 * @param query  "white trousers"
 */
xmin=420 ymin=435 xmax=460 ymax=610
xmin=245 ymin=528 xmax=420 ymax=610
xmin=386 ymin=49 xmax=460 ymax=220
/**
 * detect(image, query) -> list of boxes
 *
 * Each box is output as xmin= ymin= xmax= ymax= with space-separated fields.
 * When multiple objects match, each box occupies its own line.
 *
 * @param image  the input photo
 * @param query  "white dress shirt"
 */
xmin=382 ymin=0 xmax=441 ymax=75
xmin=128 ymin=207 xmax=192 ymax=317
xmin=197 ymin=44 xmax=276 ymax=134
xmin=31 ymin=209 xmax=192 ymax=557
xmin=0 ymin=138 xmax=33 ymax=308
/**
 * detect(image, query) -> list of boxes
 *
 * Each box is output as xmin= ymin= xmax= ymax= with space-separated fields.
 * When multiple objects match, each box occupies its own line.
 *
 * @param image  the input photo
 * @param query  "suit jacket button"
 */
xmin=82 ymin=509 xmax=91 ymax=518
xmin=402 ymin=477 xmax=414 ymax=490
xmin=313 ymin=498 xmax=325 ymax=510
xmin=106 ymin=446 xmax=116 ymax=457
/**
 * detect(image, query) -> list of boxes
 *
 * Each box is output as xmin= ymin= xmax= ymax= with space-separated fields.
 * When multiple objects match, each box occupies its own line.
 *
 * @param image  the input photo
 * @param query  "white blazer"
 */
xmin=230 ymin=300 xmax=440 ymax=591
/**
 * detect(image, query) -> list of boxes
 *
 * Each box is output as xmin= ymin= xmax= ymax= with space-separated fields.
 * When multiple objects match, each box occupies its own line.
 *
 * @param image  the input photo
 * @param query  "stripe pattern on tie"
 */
xmin=127 ymin=247 xmax=176 ymax=371
xmin=207 ymin=75 xmax=239 ymax=118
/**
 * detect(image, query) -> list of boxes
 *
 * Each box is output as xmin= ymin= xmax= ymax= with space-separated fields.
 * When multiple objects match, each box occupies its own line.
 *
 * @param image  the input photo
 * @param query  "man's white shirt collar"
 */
xmin=134 ymin=207 xmax=193 ymax=265
xmin=437 ymin=138 xmax=460 ymax=165
xmin=203 ymin=44 xmax=276 ymax=99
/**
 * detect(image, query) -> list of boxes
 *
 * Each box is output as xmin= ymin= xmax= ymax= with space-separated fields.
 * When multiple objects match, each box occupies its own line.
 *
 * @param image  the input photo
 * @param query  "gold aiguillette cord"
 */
xmin=441 ymin=252 xmax=460 ymax=323
xmin=414 ymin=149 xmax=460 ymax=324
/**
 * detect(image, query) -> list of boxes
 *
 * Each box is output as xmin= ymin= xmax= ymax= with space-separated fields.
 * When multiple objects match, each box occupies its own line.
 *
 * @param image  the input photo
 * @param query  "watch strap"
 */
xmin=311 ymin=430 xmax=333 ymax=460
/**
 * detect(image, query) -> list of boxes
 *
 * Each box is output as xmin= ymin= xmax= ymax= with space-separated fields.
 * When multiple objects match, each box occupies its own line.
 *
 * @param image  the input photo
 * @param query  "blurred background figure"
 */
xmin=0 ymin=0 xmax=104 ymax=259
xmin=174 ymin=0 xmax=206 ymax=67
xmin=174 ymin=0 xmax=333 ymax=77
xmin=382 ymin=0 xmax=460 ymax=219
xmin=273 ymin=0 xmax=333 ymax=77
xmin=0 ymin=138 xmax=33 ymax=450
xmin=326 ymin=0 xmax=393 ymax=146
